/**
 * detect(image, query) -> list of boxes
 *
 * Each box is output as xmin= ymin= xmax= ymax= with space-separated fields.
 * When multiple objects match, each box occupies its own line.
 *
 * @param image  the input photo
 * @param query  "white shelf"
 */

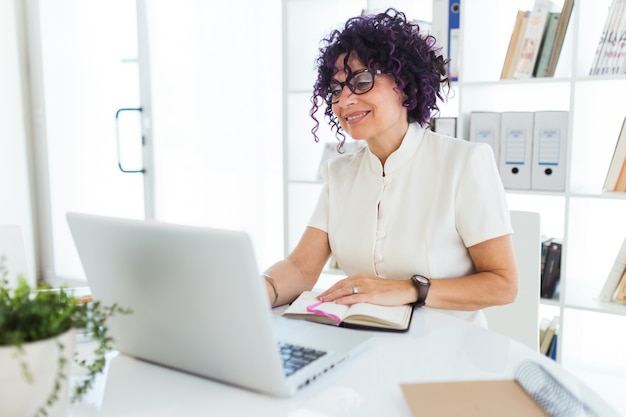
xmin=456 ymin=74 xmax=626 ymax=87
xmin=563 ymin=280 xmax=626 ymax=316
xmin=453 ymin=0 xmax=626 ymax=384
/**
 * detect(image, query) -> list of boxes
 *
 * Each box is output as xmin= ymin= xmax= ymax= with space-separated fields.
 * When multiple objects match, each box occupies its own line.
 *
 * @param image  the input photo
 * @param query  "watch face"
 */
xmin=415 ymin=275 xmax=429 ymax=284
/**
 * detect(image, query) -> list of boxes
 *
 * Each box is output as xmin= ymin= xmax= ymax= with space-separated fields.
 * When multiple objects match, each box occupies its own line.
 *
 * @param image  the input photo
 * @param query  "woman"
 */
xmin=263 ymin=8 xmax=517 ymax=325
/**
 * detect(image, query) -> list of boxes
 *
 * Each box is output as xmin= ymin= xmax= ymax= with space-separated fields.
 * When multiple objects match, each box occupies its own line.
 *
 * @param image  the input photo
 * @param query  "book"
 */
xmin=547 ymin=331 xmax=558 ymax=360
xmin=282 ymin=290 xmax=414 ymax=332
xmin=598 ymin=237 xmax=626 ymax=302
xmin=619 ymin=25 xmax=626 ymax=74
xmin=613 ymin=267 xmax=626 ymax=304
xmin=539 ymin=316 xmax=551 ymax=344
xmin=545 ymin=0 xmax=575 ymax=77
xmin=540 ymin=316 xmax=559 ymax=355
xmin=590 ymin=0 xmax=622 ymax=75
xmin=540 ymin=237 xmax=554 ymax=278
xmin=608 ymin=0 xmax=626 ymax=74
xmin=533 ymin=12 xmax=561 ymax=77
xmin=602 ymin=116 xmax=626 ymax=192
xmin=541 ymin=239 xmax=562 ymax=299
xmin=601 ymin=0 xmax=626 ymax=74
xmin=514 ymin=0 xmax=554 ymax=79
xmin=614 ymin=158 xmax=626 ymax=191
xmin=501 ymin=10 xmax=530 ymax=79
xmin=617 ymin=0 xmax=626 ymax=73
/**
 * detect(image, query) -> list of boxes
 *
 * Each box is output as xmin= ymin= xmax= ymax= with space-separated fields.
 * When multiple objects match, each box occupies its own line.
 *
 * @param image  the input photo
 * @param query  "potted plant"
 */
xmin=0 ymin=256 xmax=130 ymax=417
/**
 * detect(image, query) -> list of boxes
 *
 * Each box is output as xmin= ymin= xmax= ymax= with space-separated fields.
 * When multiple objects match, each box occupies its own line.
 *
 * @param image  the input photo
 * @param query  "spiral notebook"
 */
xmin=401 ymin=362 xmax=599 ymax=417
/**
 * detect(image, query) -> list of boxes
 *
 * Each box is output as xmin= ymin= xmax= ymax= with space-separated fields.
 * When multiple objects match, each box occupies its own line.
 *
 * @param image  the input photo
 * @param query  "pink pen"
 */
xmin=306 ymin=301 xmax=342 ymax=325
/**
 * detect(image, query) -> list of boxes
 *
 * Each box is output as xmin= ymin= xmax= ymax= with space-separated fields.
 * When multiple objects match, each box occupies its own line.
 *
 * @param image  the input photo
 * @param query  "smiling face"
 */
xmin=331 ymin=54 xmax=409 ymax=148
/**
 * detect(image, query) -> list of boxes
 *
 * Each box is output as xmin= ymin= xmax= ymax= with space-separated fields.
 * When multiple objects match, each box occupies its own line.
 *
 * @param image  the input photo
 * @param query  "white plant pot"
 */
xmin=0 ymin=328 xmax=76 ymax=417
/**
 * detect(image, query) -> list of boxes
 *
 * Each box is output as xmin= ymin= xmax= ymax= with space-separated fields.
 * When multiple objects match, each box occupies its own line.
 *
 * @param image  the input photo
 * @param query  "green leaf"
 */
xmin=0 ymin=256 xmax=132 ymax=415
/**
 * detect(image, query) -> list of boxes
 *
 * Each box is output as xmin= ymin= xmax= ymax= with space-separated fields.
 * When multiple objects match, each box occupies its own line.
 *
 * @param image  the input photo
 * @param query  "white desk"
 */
xmin=67 ymin=308 xmax=618 ymax=417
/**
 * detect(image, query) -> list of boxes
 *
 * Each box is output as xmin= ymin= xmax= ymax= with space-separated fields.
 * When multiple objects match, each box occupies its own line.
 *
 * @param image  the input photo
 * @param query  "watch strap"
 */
xmin=411 ymin=274 xmax=430 ymax=307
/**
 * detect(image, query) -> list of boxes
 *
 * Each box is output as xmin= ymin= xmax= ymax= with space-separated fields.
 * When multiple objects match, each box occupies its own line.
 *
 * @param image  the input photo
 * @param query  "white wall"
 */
xmin=0 ymin=0 xmax=36 ymax=284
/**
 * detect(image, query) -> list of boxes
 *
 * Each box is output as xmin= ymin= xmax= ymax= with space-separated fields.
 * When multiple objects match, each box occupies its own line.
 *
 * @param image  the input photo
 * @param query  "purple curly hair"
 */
xmin=310 ymin=8 xmax=450 ymax=146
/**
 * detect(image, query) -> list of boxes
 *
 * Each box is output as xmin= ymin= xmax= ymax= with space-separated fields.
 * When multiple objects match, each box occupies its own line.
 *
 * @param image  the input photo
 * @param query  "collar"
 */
xmin=366 ymin=122 xmax=426 ymax=175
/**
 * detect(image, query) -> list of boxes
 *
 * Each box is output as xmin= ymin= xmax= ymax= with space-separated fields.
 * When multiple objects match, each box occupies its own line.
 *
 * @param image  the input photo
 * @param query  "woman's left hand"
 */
xmin=317 ymin=273 xmax=417 ymax=306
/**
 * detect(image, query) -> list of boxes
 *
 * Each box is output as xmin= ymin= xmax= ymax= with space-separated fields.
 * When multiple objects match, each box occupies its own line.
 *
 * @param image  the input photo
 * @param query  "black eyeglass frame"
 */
xmin=325 ymin=69 xmax=383 ymax=105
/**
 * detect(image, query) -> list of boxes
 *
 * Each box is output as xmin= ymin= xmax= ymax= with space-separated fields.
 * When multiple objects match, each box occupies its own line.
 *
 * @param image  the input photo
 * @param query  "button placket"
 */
xmin=373 ymin=174 xmax=391 ymax=274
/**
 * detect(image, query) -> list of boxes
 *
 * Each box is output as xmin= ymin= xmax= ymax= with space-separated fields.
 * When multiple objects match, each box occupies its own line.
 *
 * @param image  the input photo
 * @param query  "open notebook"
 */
xmin=66 ymin=212 xmax=371 ymax=396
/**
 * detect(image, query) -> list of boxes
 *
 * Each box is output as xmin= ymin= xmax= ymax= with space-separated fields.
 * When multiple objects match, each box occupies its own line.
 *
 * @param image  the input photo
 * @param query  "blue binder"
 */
xmin=448 ymin=0 xmax=461 ymax=81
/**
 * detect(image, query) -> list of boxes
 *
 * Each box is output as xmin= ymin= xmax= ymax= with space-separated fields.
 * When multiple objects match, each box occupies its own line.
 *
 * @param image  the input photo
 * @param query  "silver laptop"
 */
xmin=66 ymin=212 xmax=371 ymax=396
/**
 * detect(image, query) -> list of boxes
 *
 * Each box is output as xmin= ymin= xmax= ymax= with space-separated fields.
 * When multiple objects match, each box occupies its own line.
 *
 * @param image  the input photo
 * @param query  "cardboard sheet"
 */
xmin=401 ymin=379 xmax=549 ymax=417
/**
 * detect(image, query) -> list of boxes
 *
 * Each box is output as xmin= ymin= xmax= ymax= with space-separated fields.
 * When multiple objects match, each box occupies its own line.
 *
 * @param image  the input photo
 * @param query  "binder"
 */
xmin=448 ymin=0 xmax=461 ymax=82
xmin=469 ymin=112 xmax=501 ymax=160
xmin=431 ymin=0 xmax=450 ymax=65
xmin=431 ymin=0 xmax=461 ymax=81
xmin=531 ymin=111 xmax=569 ymax=191
xmin=499 ymin=112 xmax=534 ymax=190
xmin=431 ymin=117 xmax=458 ymax=138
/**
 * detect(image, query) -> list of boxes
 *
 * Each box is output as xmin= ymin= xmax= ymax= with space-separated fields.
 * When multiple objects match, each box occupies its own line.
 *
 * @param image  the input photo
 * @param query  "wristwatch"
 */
xmin=410 ymin=274 xmax=430 ymax=307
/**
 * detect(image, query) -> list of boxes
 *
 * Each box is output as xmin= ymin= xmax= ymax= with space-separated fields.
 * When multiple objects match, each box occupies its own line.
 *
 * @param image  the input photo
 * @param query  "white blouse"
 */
xmin=308 ymin=123 xmax=513 ymax=325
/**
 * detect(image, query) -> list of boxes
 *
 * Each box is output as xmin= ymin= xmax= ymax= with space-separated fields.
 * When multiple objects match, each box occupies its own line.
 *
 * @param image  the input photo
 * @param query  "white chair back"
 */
xmin=484 ymin=210 xmax=541 ymax=351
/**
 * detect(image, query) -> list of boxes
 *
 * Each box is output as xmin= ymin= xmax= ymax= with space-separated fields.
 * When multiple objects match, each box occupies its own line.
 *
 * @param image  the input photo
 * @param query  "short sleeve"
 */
xmin=307 ymin=161 xmax=330 ymax=233
xmin=455 ymin=143 xmax=513 ymax=247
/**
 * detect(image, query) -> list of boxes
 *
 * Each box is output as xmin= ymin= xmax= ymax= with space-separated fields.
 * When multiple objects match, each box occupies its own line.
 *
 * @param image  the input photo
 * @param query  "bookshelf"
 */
xmin=282 ymin=0 xmax=626 ymax=403
xmin=457 ymin=0 xmax=626 ymax=368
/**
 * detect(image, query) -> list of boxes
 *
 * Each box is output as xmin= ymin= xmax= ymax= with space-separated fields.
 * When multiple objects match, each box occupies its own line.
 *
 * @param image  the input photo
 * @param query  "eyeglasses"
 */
xmin=325 ymin=69 xmax=382 ymax=105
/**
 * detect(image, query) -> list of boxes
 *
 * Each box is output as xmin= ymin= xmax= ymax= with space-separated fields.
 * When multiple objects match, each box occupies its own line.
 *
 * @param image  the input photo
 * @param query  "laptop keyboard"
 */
xmin=279 ymin=342 xmax=327 ymax=377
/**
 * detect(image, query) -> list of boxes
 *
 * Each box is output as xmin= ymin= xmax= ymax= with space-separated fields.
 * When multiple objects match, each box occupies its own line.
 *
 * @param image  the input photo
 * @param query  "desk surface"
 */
xmin=67 ymin=308 xmax=618 ymax=417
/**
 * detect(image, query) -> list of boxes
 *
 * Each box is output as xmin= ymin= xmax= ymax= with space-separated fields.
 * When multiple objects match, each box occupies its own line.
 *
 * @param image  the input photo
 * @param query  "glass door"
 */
xmin=29 ymin=0 xmax=147 ymax=282
xmin=29 ymin=0 xmax=283 ymax=284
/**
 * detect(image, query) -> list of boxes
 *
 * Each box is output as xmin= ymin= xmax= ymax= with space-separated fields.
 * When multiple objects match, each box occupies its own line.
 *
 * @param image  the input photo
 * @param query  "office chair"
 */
xmin=483 ymin=211 xmax=542 ymax=351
